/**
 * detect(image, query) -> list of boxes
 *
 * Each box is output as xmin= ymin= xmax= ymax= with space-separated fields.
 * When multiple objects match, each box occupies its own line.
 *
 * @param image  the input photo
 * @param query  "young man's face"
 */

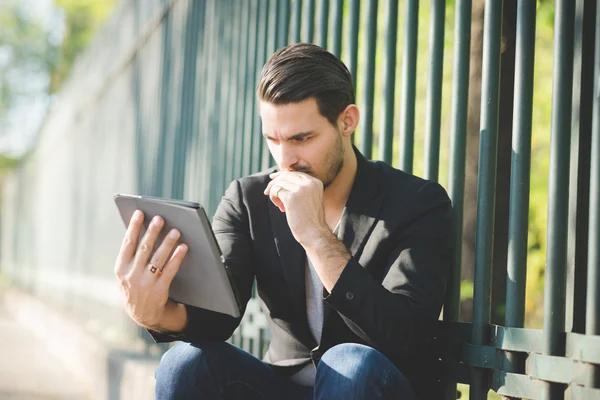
xmin=260 ymin=97 xmax=346 ymax=188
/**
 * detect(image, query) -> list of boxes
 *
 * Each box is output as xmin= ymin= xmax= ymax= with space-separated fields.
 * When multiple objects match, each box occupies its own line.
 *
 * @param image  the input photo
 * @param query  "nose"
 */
xmin=276 ymin=142 xmax=299 ymax=170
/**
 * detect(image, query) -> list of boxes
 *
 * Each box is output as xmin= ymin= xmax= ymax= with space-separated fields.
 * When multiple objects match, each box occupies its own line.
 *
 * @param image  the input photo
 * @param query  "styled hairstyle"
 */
xmin=257 ymin=43 xmax=355 ymax=127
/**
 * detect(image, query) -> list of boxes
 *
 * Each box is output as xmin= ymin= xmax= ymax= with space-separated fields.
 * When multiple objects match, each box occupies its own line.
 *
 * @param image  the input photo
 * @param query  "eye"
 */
xmin=295 ymin=136 xmax=309 ymax=143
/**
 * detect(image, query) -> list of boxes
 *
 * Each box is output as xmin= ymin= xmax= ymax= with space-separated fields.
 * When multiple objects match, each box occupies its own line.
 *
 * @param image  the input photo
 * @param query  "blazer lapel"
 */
xmin=338 ymin=149 xmax=386 ymax=263
xmin=268 ymin=200 xmax=317 ymax=349
xmin=321 ymin=149 xmax=387 ymax=337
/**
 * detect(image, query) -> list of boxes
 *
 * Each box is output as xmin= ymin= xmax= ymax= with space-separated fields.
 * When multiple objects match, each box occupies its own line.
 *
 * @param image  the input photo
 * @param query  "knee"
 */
xmin=317 ymin=343 xmax=388 ymax=381
xmin=155 ymin=342 xmax=227 ymax=399
xmin=315 ymin=344 xmax=394 ymax=399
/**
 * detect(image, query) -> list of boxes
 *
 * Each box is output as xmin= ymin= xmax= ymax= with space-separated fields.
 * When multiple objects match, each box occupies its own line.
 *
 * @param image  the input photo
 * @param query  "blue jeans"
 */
xmin=155 ymin=341 xmax=417 ymax=400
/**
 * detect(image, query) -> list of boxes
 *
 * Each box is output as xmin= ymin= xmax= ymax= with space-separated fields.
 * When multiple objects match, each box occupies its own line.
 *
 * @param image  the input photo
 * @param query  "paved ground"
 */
xmin=0 ymin=305 xmax=91 ymax=400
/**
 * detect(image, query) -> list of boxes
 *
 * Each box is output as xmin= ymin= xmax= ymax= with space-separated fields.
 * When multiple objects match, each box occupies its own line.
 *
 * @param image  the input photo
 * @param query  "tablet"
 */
xmin=114 ymin=194 xmax=241 ymax=318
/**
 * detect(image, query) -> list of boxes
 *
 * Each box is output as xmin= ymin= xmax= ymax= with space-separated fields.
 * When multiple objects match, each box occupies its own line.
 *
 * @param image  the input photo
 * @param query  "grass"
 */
xmin=457 ymin=384 xmax=503 ymax=400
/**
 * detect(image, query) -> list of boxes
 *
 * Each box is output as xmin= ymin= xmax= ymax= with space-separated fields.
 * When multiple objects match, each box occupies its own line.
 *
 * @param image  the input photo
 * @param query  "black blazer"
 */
xmin=152 ymin=149 xmax=455 ymax=399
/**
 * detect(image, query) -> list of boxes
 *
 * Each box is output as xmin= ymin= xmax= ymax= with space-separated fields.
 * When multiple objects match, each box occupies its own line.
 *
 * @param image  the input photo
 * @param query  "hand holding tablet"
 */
xmin=113 ymin=194 xmax=241 ymax=329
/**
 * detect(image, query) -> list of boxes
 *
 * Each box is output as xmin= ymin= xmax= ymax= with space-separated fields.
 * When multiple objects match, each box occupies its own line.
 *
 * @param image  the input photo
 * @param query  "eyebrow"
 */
xmin=262 ymin=131 xmax=314 ymax=141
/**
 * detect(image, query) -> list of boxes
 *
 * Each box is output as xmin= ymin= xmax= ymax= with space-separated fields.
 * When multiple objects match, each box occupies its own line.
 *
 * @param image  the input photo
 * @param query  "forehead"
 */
xmin=260 ymin=98 xmax=326 ymax=136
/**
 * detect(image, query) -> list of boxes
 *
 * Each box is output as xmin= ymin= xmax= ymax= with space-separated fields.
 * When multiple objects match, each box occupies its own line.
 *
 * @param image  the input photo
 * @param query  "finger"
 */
xmin=115 ymin=210 xmax=145 ymax=276
xmin=264 ymin=174 xmax=303 ymax=195
xmin=268 ymin=185 xmax=286 ymax=212
xmin=149 ymin=228 xmax=181 ymax=269
xmin=269 ymin=181 xmax=299 ymax=212
xmin=133 ymin=215 xmax=165 ymax=272
xmin=160 ymin=243 xmax=189 ymax=282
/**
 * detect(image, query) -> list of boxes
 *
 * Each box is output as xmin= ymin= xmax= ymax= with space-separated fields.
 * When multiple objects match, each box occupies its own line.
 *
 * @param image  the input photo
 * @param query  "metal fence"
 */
xmin=1 ymin=0 xmax=598 ymax=399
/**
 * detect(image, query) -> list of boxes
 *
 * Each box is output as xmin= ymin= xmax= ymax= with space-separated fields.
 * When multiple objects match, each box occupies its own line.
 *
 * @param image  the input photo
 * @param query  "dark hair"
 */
xmin=257 ymin=43 xmax=355 ymax=127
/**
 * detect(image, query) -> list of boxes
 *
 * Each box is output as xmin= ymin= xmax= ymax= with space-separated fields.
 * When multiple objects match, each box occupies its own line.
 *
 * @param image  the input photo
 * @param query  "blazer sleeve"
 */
xmin=147 ymin=180 xmax=256 ymax=344
xmin=323 ymin=181 xmax=454 ymax=359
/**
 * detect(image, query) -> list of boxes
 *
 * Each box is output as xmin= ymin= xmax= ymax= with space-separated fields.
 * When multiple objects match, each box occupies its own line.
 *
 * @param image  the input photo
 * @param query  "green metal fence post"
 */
xmin=252 ymin=0 xmax=270 ymax=174
xmin=442 ymin=4 xmax=471 ymax=399
xmin=304 ymin=0 xmax=315 ymax=43
xmin=503 ymin=1 xmax=536 ymax=393
xmin=398 ymin=0 xmax=419 ymax=173
xmin=471 ymin=1 xmax=503 ymax=398
xmin=318 ymin=0 xmax=329 ymax=49
xmin=378 ymin=0 xmax=398 ymax=164
xmin=278 ymin=0 xmax=291 ymax=48
xmin=568 ymin=0 xmax=597 ymax=336
xmin=331 ymin=0 xmax=343 ymax=58
xmin=224 ymin=0 xmax=241 ymax=188
xmin=292 ymin=0 xmax=303 ymax=43
xmin=242 ymin=0 xmax=259 ymax=177
xmin=586 ymin=0 xmax=600 ymax=388
xmin=358 ymin=0 xmax=378 ymax=159
xmin=443 ymin=1 xmax=471 ymax=397
xmin=346 ymin=0 xmax=360 ymax=95
xmin=423 ymin=0 xmax=445 ymax=183
xmin=234 ymin=0 xmax=252 ymax=181
xmin=543 ymin=0 xmax=575 ymax=398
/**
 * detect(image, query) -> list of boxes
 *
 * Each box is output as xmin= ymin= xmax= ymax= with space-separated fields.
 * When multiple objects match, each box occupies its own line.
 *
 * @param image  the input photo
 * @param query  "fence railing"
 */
xmin=1 ymin=1 xmax=598 ymax=399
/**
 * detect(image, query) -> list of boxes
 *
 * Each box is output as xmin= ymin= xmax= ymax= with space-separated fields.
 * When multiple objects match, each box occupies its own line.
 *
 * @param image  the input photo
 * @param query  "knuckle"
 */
xmin=139 ymin=243 xmax=150 ymax=252
xmin=152 ymin=256 xmax=163 ymax=266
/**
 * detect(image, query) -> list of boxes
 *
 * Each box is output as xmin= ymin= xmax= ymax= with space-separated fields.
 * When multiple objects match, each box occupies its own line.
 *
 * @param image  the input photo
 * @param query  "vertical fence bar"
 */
xmin=441 ymin=2 xmax=471 ymax=395
xmin=234 ymin=0 xmax=251 ymax=181
xmin=278 ymin=0 xmax=291 ymax=48
xmin=273 ymin=0 xmax=281 ymax=54
xmin=216 ymin=0 xmax=233 ymax=206
xmin=586 ymin=0 xmax=600 ymax=388
xmin=262 ymin=0 xmax=276 ymax=170
xmin=443 ymin=0 xmax=471 ymax=329
xmin=569 ymin=0 xmax=597 ymax=336
xmin=242 ymin=0 xmax=259 ymax=177
xmin=200 ymin=1 xmax=218 ymax=206
xmin=543 ymin=0 xmax=575 ymax=398
xmin=503 ymin=1 xmax=536 ymax=394
xmin=224 ymin=0 xmax=241 ymax=187
xmin=304 ymin=0 xmax=315 ymax=43
xmin=318 ymin=0 xmax=329 ymax=49
xmin=331 ymin=0 xmax=343 ymax=58
xmin=358 ymin=0 xmax=378 ymax=159
xmin=470 ymin=1 xmax=503 ymax=398
xmin=346 ymin=0 xmax=360 ymax=95
xmin=209 ymin=1 xmax=227 ymax=213
xmin=423 ymin=0 xmax=446 ymax=182
xmin=293 ymin=0 xmax=302 ymax=43
xmin=398 ymin=0 xmax=419 ymax=173
xmin=252 ymin=0 xmax=270 ymax=174
xmin=378 ymin=0 xmax=398 ymax=164
xmin=505 ymin=0 xmax=536 ymax=332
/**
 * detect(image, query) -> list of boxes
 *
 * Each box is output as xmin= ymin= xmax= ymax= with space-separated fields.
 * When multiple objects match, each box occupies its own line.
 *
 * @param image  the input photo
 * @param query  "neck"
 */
xmin=323 ymin=143 xmax=357 ymax=211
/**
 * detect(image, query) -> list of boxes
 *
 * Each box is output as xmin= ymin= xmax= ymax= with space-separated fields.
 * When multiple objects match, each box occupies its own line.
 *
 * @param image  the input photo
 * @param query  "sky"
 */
xmin=0 ymin=0 xmax=64 ymax=158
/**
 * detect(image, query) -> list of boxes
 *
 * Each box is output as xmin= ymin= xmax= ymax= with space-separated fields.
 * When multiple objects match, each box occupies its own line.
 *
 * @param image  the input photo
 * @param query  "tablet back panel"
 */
xmin=114 ymin=195 xmax=241 ymax=318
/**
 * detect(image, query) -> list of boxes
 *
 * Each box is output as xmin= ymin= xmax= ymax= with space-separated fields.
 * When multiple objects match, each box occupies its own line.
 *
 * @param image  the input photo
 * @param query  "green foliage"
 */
xmin=50 ymin=0 xmax=116 ymax=92
xmin=0 ymin=0 xmax=58 ymax=124
xmin=0 ymin=0 xmax=115 ymax=163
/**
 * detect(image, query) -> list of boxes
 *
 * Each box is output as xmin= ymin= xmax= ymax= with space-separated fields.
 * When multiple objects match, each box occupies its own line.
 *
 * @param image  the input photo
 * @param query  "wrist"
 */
xmin=152 ymin=301 xmax=188 ymax=333
xmin=299 ymin=226 xmax=336 ymax=249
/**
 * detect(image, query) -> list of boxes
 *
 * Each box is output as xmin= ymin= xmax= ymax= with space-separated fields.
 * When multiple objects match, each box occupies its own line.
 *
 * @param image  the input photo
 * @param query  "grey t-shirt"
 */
xmin=289 ymin=214 xmax=344 ymax=387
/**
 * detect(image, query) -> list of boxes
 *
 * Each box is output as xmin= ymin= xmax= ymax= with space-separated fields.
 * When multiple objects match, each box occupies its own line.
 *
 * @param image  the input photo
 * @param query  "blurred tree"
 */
xmin=0 ymin=0 xmax=59 ymax=136
xmin=50 ymin=0 xmax=116 ymax=92
xmin=0 ymin=0 xmax=115 ymax=158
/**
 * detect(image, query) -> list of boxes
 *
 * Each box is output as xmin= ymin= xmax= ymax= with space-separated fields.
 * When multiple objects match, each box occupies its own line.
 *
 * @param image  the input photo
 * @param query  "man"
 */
xmin=114 ymin=43 xmax=454 ymax=400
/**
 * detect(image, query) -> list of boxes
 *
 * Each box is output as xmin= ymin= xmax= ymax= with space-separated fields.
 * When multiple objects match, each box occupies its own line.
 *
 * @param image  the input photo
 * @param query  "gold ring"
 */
xmin=148 ymin=263 xmax=158 ymax=274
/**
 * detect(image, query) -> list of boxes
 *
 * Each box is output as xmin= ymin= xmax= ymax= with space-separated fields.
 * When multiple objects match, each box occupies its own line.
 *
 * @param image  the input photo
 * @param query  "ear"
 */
xmin=337 ymin=104 xmax=360 ymax=138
